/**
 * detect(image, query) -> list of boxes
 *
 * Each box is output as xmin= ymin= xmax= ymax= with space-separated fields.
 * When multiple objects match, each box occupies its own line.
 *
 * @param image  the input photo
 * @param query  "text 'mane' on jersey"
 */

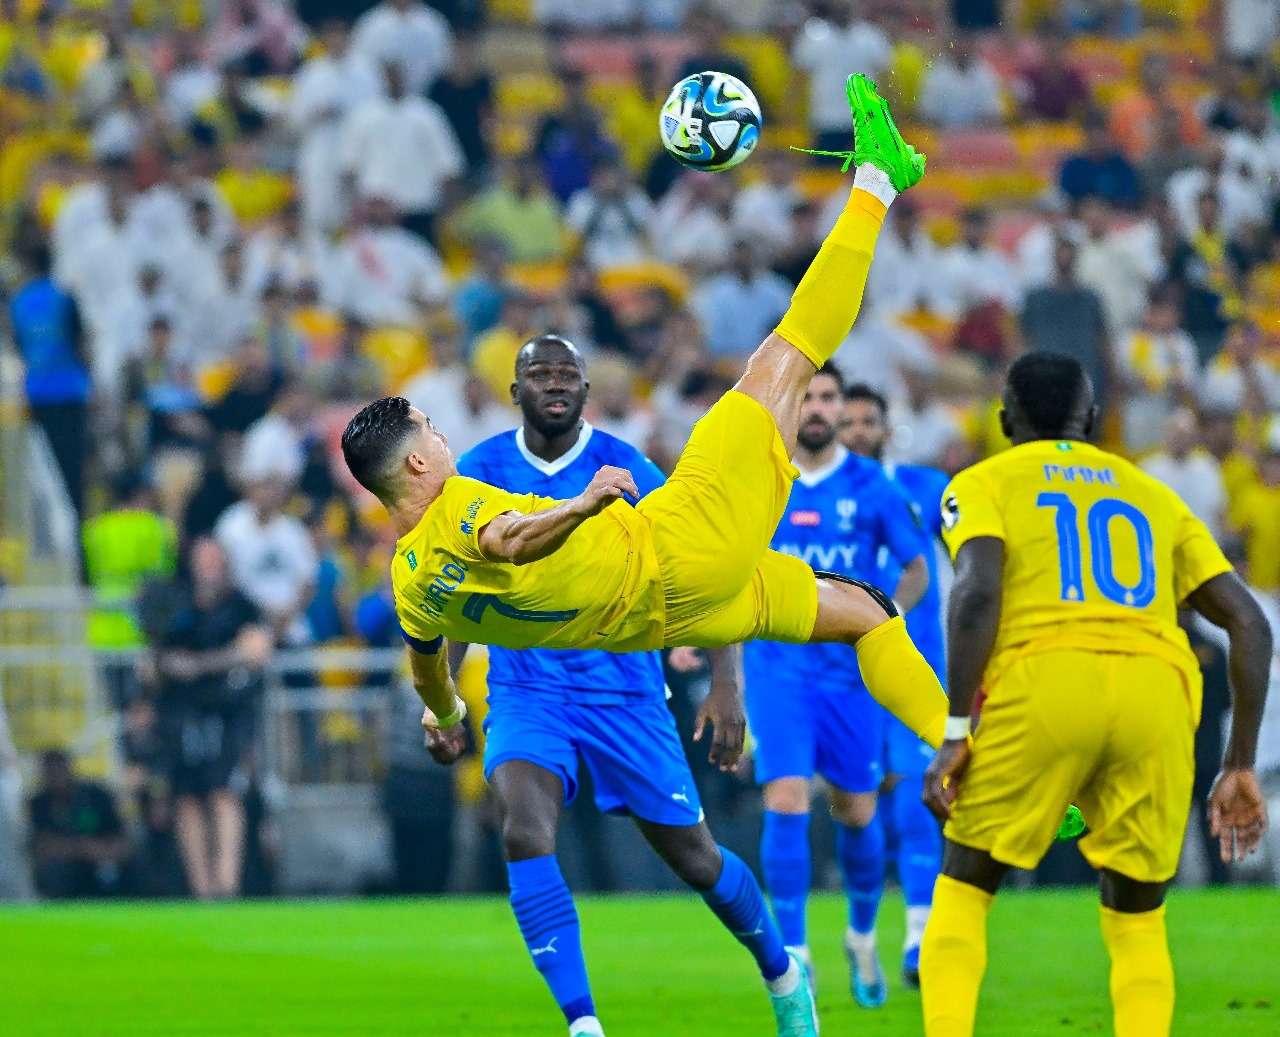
xmin=940 ymin=439 xmax=1232 ymax=683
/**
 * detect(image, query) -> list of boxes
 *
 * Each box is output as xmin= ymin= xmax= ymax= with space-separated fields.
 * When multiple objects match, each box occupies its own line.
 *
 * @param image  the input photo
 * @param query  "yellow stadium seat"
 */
xmin=496 ymin=72 xmax=564 ymax=117
xmin=509 ymin=260 xmax=569 ymax=296
xmin=488 ymin=0 xmax=534 ymax=26
xmin=724 ymin=33 xmax=792 ymax=120
xmin=361 ymin=326 xmax=433 ymax=389
xmin=597 ymin=263 xmax=689 ymax=305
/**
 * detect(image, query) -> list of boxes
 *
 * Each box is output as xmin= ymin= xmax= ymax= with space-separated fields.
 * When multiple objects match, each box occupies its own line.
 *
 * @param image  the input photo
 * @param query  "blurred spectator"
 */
xmin=560 ymin=260 xmax=628 ymax=354
xmin=7 ymin=242 xmax=91 ymax=517
xmin=1223 ymin=0 xmax=1280 ymax=59
xmin=340 ymin=62 xmax=464 ymax=245
xmin=1016 ymin=196 xmax=1084 ymax=293
xmin=941 ymin=206 xmax=1018 ymax=315
xmin=1117 ymin=287 xmax=1199 ymax=453
xmin=452 ymin=157 xmax=566 ymax=263
xmin=653 ymin=173 xmax=734 ymax=267
xmin=292 ymin=20 xmax=382 ymax=234
xmin=1200 ymin=321 xmax=1280 ymax=413
xmin=864 ymin=198 xmax=955 ymax=317
xmin=83 ymin=474 xmax=178 ymax=702
xmin=428 ymin=31 xmax=494 ymax=175
xmin=208 ymin=0 xmax=307 ymax=76
xmin=142 ymin=316 xmax=207 ymax=452
xmin=401 ymin=327 xmax=511 ymax=455
xmin=535 ymin=70 xmax=619 ymax=204
xmin=1139 ymin=106 xmax=1204 ymax=202
xmin=674 ymin=6 xmax=750 ymax=84
xmin=1198 ymin=59 xmax=1253 ymax=134
xmin=1140 ymin=408 xmax=1227 ymax=536
xmin=585 ymin=354 xmax=654 ymax=450
xmin=328 ymin=197 xmax=450 ymax=326
xmin=1059 ymin=112 xmax=1142 ymax=210
xmin=29 ymin=750 xmax=130 ymax=899
xmin=141 ymin=539 xmax=271 ymax=899
xmin=1109 ymin=52 xmax=1202 ymax=161
xmin=239 ymin=383 xmax=312 ymax=492
xmin=351 ymin=0 xmax=453 ymax=95
xmin=691 ymin=236 xmax=792 ymax=357
xmin=207 ymin=338 xmax=284 ymax=438
xmin=191 ymin=242 xmax=263 ymax=359
xmin=166 ymin=32 xmax=221 ymax=127
xmin=918 ymin=33 xmax=1004 ymax=129
xmin=1020 ymin=236 xmax=1112 ymax=404
xmin=1163 ymin=194 xmax=1236 ymax=358
xmin=472 ymin=292 xmax=542 ymax=401
xmin=215 ymin=478 xmax=318 ymax=647
xmin=792 ymin=0 xmax=891 ymax=152
xmin=565 ymin=160 xmax=654 ymax=269
xmin=1016 ymin=24 xmax=1089 ymax=122
xmin=453 ymin=239 xmax=512 ymax=349
xmin=243 ymin=201 xmax=331 ymax=297
xmin=1224 ymin=98 xmax=1280 ymax=196
xmin=1075 ymin=195 xmax=1156 ymax=338
xmin=732 ymin=149 xmax=801 ymax=253
xmin=1234 ymin=425 xmax=1280 ymax=592
xmin=1168 ymin=139 xmax=1267 ymax=240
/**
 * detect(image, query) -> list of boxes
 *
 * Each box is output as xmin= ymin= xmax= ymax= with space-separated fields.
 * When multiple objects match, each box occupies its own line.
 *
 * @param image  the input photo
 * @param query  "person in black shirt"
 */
xmin=673 ymin=6 xmax=749 ymax=85
xmin=140 ymin=537 xmax=272 ymax=899
xmin=206 ymin=338 xmax=284 ymax=437
xmin=29 ymin=750 xmax=131 ymax=898
xmin=428 ymin=30 xmax=493 ymax=176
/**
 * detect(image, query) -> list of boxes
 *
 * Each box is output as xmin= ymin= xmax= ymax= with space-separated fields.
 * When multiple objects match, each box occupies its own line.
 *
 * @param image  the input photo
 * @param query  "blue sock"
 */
xmin=836 ymin=816 xmax=885 ymax=935
xmin=507 ymin=855 xmax=595 ymax=1025
xmin=702 ymin=846 xmax=791 ymax=981
xmin=760 ymin=810 xmax=811 ymax=948
xmin=893 ymin=774 xmax=942 ymax=909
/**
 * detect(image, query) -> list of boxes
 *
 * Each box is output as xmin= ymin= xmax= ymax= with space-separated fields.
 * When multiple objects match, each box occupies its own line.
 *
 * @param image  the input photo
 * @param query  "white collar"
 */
xmin=796 ymin=444 xmax=848 ymax=488
xmin=515 ymin=421 xmax=593 ymax=476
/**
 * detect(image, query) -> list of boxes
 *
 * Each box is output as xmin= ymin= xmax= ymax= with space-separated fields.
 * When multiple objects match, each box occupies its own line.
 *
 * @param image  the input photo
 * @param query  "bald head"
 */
xmin=1001 ymin=352 xmax=1096 ymax=444
xmin=515 ymin=334 xmax=585 ymax=378
xmin=513 ymin=335 xmax=589 ymax=438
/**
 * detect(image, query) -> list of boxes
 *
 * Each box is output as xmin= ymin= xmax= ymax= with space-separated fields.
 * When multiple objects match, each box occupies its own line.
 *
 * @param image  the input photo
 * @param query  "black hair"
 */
xmin=813 ymin=361 xmax=845 ymax=392
xmin=515 ymin=334 xmax=583 ymax=377
xmin=844 ymin=381 xmax=888 ymax=417
xmin=1006 ymin=352 xmax=1088 ymax=439
xmin=341 ymin=396 xmax=418 ymax=498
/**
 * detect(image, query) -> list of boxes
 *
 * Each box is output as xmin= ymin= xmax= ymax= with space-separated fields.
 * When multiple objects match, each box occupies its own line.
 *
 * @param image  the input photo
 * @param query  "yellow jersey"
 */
xmin=392 ymin=476 xmax=665 ymax=652
xmin=941 ymin=439 xmax=1232 ymax=678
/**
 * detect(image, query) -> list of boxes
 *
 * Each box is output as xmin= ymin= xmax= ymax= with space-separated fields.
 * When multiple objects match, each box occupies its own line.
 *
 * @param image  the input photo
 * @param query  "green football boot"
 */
xmin=794 ymin=73 xmax=926 ymax=190
xmin=1056 ymin=804 xmax=1087 ymax=842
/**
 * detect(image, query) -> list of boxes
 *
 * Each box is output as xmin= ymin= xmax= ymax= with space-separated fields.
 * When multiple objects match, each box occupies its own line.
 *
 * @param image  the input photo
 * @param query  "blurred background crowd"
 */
xmin=0 ymin=0 xmax=1278 ymax=901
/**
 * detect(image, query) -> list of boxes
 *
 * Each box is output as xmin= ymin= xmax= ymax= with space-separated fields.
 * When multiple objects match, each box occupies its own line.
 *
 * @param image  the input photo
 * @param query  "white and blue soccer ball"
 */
xmin=659 ymin=70 xmax=762 ymax=172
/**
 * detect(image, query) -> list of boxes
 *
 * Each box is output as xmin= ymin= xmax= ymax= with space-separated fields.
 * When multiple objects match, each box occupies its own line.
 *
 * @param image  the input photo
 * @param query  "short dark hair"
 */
xmin=341 ymin=396 xmax=418 ymax=498
xmin=813 ymin=361 xmax=845 ymax=392
xmin=1006 ymin=352 xmax=1088 ymax=438
xmin=844 ymin=381 xmax=888 ymax=417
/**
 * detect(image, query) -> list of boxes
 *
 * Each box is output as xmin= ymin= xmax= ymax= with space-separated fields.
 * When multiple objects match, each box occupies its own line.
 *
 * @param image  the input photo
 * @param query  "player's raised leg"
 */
xmin=734 ymin=74 xmax=925 ymax=455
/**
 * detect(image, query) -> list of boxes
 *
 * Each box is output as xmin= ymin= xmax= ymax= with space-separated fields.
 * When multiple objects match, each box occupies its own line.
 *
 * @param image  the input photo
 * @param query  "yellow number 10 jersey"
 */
xmin=940 ymin=439 xmax=1233 ymax=684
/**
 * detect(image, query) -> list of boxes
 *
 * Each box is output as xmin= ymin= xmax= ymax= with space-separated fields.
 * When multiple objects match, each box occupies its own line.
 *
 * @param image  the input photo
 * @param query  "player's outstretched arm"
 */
xmin=923 ymin=537 xmax=1005 ymax=821
xmin=693 ymin=645 xmax=746 ymax=772
xmin=477 ymin=465 xmax=639 ymax=565
xmin=1187 ymin=571 xmax=1272 ymax=862
xmin=409 ymin=639 xmax=468 ymax=764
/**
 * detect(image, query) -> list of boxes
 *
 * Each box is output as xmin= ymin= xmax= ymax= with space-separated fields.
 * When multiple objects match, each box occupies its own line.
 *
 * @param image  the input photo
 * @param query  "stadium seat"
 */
xmin=597 ymin=262 xmax=690 ymax=305
xmin=936 ymin=130 xmax=1020 ymax=169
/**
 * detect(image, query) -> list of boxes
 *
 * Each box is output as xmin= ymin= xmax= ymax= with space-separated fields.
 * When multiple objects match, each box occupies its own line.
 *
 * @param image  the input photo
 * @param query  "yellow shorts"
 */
xmin=945 ymin=648 xmax=1198 ymax=884
xmin=637 ymin=390 xmax=818 ymax=648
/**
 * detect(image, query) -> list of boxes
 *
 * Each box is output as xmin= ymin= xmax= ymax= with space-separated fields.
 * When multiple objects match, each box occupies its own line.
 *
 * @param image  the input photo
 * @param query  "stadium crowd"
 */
xmin=1 ymin=0 xmax=1279 ymax=899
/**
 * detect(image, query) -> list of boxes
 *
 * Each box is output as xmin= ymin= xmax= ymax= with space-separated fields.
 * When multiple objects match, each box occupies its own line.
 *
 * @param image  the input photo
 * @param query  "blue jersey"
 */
xmin=746 ymin=448 xmax=927 ymax=689
xmin=879 ymin=462 xmax=949 ymax=678
xmin=456 ymin=423 xmax=666 ymax=703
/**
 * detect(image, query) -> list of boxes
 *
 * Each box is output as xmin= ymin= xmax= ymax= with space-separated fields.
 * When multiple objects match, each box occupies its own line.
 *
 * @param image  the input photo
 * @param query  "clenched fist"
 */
xmin=574 ymin=465 xmax=639 ymax=517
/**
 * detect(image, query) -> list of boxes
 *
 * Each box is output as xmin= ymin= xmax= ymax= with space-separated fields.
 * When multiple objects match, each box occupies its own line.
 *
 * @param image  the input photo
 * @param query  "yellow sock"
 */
xmin=855 ymin=616 xmax=948 ymax=748
xmin=920 ymin=874 xmax=992 ymax=1037
xmin=1100 ymin=905 xmax=1174 ymax=1037
xmin=773 ymin=188 xmax=887 ymax=368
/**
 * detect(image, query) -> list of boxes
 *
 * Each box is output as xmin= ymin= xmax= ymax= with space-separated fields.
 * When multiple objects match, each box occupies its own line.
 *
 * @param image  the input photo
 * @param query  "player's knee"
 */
xmin=812 ymin=575 xmax=896 ymax=644
xmin=763 ymin=778 xmax=811 ymax=815
xmin=501 ymin=814 xmax=557 ymax=862
xmin=831 ymin=791 xmax=878 ymax=828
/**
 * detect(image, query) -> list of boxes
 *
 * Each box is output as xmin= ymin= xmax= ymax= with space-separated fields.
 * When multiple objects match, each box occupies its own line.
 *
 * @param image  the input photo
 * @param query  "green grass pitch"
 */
xmin=3 ymin=889 xmax=1275 ymax=1035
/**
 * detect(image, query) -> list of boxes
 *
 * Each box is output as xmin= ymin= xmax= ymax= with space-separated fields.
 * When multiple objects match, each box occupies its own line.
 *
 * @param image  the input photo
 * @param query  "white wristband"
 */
xmin=944 ymin=716 xmax=971 ymax=741
xmin=435 ymin=696 xmax=468 ymax=730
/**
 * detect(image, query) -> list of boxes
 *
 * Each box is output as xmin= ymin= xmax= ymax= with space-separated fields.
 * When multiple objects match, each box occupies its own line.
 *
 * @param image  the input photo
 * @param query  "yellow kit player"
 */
xmin=920 ymin=352 xmax=1271 ymax=1037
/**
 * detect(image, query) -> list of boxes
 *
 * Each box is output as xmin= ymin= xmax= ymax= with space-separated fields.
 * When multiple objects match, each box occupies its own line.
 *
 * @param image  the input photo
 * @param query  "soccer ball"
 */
xmin=659 ymin=71 xmax=762 ymax=172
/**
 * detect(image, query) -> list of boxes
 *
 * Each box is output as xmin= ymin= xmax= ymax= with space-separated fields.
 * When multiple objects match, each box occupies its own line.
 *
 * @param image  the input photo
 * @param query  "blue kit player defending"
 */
xmin=743 ymin=363 xmax=931 ymax=1008
xmin=453 ymin=336 xmax=817 ymax=1037
xmin=842 ymin=382 xmax=948 ymax=989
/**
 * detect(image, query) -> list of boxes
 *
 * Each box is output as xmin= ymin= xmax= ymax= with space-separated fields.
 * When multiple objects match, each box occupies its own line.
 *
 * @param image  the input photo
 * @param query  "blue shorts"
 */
xmin=483 ymin=688 xmax=703 ymax=827
xmin=744 ymin=643 xmax=885 ymax=793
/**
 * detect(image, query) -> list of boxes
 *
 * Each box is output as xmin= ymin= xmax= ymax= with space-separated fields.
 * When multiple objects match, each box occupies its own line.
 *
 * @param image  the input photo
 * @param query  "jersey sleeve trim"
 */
xmin=400 ymin=626 xmax=444 ymax=655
